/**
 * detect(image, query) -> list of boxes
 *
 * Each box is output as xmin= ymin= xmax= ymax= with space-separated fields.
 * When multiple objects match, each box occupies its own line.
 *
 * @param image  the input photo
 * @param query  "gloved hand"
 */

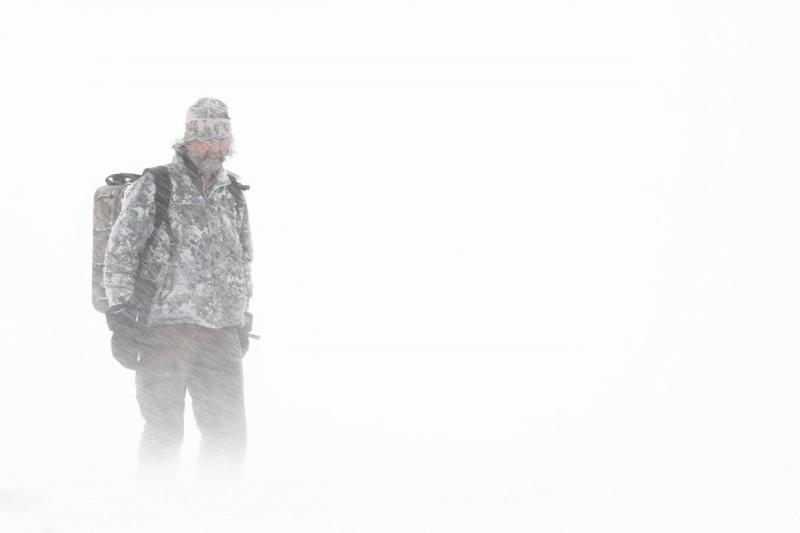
xmin=238 ymin=312 xmax=253 ymax=356
xmin=105 ymin=303 xmax=140 ymax=370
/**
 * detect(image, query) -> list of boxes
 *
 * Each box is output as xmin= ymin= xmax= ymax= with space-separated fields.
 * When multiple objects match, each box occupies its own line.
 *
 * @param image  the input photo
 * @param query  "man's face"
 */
xmin=185 ymin=139 xmax=232 ymax=176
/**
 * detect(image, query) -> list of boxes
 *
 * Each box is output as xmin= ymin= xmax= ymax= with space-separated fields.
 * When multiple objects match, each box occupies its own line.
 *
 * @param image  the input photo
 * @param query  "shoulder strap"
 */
xmin=227 ymin=171 xmax=248 ymax=207
xmin=132 ymin=166 xmax=172 ymax=316
xmin=145 ymin=166 xmax=172 ymax=236
xmin=227 ymin=171 xmax=248 ymax=190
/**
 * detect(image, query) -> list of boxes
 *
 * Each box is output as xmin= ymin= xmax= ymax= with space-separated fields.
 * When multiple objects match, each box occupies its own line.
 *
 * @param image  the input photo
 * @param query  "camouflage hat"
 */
xmin=184 ymin=97 xmax=232 ymax=142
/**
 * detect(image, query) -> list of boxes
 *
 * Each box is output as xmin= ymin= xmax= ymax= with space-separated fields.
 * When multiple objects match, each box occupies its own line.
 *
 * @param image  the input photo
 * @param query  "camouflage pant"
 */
xmin=135 ymin=324 xmax=246 ymax=473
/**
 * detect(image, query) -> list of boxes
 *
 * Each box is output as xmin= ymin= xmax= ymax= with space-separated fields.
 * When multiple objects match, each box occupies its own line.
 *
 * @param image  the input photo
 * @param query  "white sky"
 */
xmin=2 ymin=1 xmax=800 ymax=531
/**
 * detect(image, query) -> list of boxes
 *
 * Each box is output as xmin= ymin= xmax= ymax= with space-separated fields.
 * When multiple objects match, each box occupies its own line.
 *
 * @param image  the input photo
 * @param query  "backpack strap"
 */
xmin=132 ymin=166 xmax=173 ymax=317
xmin=227 ymin=171 xmax=248 ymax=212
xmin=148 ymin=166 xmax=173 ymax=238
xmin=227 ymin=171 xmax=249 ymax=190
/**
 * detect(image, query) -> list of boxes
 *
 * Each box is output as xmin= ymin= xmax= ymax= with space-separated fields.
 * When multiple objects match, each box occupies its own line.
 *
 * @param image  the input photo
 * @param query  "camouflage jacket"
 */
xmin=104 ymin=152 xmax=253 ymax=328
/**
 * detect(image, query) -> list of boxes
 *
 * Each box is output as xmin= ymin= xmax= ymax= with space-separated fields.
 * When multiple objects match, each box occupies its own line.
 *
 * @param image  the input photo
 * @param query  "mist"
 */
xmin=2 ymin=1 xmax=799 ymax=531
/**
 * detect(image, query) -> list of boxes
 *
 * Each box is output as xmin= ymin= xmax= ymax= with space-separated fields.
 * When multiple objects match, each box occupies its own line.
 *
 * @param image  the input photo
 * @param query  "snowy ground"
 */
xmin=5 ymin=0 xmax=800 ymax=531
xmin=4 ymin=345 xmax=800 ymax=532
xmin=5 ymin=446 xmax=799 ymax=532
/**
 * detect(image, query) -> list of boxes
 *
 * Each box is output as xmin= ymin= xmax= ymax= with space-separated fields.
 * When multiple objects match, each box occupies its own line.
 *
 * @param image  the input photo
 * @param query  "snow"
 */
xmin=3 ymin=0 xmax=800 ymax=531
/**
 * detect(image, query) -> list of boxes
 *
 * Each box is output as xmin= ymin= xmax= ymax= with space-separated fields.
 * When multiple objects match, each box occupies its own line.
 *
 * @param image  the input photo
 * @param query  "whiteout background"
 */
xmin=1 ymin=0 xmax=798 ymax=531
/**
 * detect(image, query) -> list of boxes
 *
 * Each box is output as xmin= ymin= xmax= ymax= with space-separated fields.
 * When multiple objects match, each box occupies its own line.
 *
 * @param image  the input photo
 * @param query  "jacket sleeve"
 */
xmin=238 ymin=194 xmax=254 ymax=299
xmin=104 ymin=174 xmax=156 ymax=307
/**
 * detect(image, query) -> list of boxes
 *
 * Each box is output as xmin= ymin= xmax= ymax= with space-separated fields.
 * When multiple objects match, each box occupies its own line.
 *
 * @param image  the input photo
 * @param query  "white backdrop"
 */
xmin=2 ymin=1 xmax=800 ymax=531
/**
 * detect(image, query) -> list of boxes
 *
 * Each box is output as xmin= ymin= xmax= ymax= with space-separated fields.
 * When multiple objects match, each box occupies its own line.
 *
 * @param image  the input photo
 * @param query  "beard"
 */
xmin=197 ymin=153 xmax=225 ymax=176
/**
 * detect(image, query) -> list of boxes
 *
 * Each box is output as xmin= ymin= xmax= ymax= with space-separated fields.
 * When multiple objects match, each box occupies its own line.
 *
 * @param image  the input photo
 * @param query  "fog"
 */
xmin=2 ymin=0 xmax=799 ymax=531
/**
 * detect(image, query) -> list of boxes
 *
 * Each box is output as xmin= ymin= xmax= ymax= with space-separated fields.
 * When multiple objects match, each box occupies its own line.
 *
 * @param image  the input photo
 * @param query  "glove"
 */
xmin=105 ymin=303 xmax=141 ymax=370
xmin=238 ymin=312 xmax=253 ymax=356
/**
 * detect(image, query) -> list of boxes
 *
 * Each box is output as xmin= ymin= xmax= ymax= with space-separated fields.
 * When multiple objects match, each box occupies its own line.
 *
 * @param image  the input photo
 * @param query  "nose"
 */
xmin=209 ymin=139 xmax=230 ymax=154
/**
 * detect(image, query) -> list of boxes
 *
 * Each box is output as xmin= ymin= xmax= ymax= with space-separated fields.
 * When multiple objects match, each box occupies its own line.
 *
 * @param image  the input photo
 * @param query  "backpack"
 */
xmin=92 ymin=166 xmax=249 ymax=313
xmin=92 ymin=167 xmax=171 ymax=313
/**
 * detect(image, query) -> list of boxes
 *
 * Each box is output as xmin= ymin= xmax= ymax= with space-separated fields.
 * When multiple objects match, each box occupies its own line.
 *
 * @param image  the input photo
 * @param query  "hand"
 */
xmin=105 ymin=302 xmax=138 ymax=333
xmin=110 ymin=331 xmax=140 ymax=369
xmin=238 ymin=312 xmax=253 ymax=356
xmin=105 ymin=303 xmax=140 ymax=370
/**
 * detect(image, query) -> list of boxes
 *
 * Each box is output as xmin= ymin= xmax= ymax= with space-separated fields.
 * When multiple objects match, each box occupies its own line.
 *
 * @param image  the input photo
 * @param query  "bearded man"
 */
xmin=103 ymin=98 xmax=253 ymax=476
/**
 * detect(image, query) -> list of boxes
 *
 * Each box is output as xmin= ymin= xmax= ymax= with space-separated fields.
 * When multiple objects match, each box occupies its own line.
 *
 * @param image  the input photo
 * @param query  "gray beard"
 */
xmin=197 ymin=157 xmax=223 ymax=177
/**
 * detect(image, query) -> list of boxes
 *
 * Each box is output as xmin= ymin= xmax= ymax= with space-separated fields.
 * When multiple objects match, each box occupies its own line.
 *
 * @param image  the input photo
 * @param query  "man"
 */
xmin=104 ymin=98 xmax=253 ymax=475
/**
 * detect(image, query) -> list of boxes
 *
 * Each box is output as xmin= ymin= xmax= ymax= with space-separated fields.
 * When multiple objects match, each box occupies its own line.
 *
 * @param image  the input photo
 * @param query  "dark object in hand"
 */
xmin=238 ymin=312 xmax=253 ymax=356
xmin=105 ymin=303 xmax=140 ymax=370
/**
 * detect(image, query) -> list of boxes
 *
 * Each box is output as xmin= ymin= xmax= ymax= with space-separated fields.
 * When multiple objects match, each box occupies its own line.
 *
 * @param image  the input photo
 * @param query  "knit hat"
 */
xmin=184 ymin=97 xmax=232 ymax=142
